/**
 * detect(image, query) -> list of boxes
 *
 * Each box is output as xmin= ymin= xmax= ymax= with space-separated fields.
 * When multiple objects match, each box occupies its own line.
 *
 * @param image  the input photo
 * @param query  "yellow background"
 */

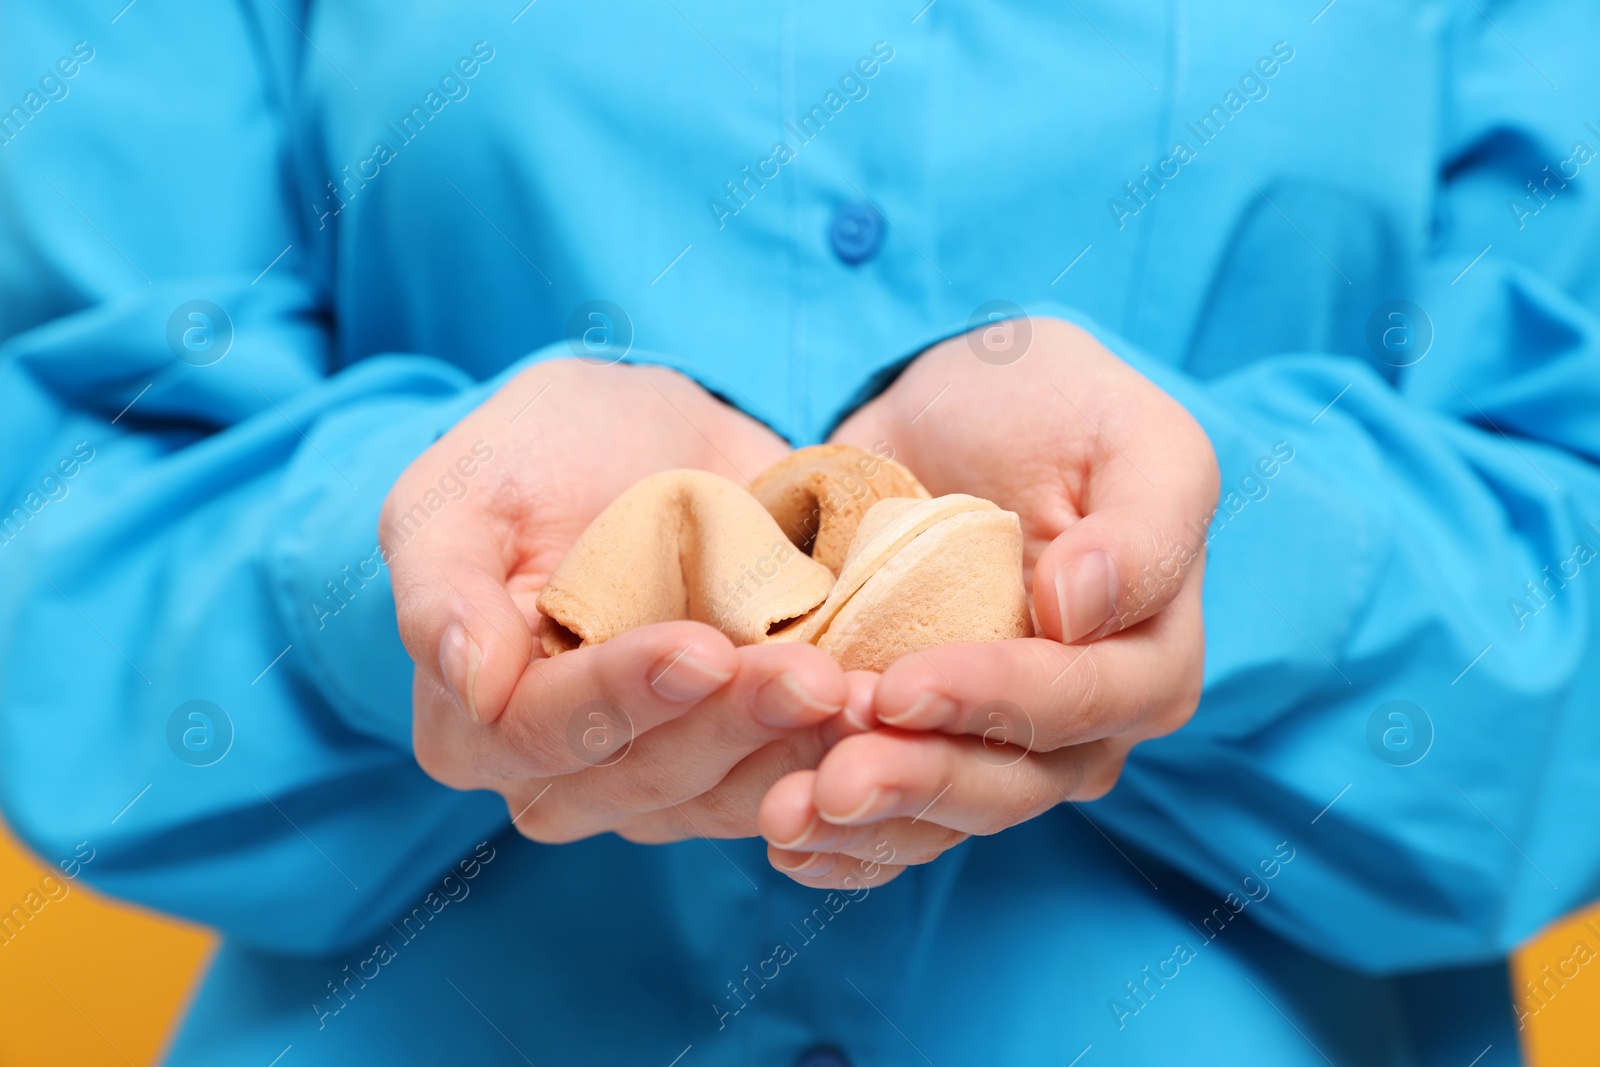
xmin=0 ymin=821 xmax=1593 ymax=1065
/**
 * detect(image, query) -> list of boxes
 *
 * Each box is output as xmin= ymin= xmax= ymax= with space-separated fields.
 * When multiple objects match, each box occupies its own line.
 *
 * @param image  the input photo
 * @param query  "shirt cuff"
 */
xmin=269 ymin=352 xmax=538 ymax=748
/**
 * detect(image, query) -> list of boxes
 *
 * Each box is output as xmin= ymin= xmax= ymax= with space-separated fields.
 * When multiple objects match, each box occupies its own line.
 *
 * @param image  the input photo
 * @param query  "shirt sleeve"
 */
xmin=1083 ymin=1 xmax=1600 ymax=973
xmin=0 ymin=1 xmax=508 ymax=953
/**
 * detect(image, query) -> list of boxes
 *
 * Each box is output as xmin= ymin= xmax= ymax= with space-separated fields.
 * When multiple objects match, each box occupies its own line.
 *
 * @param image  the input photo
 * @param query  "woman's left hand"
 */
xmin=758 ymin=318 xmax=1220 ymax=887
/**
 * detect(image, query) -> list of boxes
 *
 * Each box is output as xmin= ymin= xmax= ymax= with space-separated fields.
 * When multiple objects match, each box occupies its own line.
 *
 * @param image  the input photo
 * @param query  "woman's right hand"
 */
xmin=383 ymin=359 xmax=855 ymax=844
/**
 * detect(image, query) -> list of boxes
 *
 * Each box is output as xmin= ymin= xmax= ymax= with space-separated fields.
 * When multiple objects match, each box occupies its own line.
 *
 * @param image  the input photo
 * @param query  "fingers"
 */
xmin=764 ymin=773 xmax=910 ymax=889
xmin=759 ymin=770 xmax=967 ymax=862
xmin=765 ymin=846 xmax=908 ymax=890
xmin=834 ymin=669 xmax=881 ymax=736
xmin=1033 ymin=505 xmax=1209 ymax=642
xmin=516 ymin=644 xmax=848 ymax=840
xmin=871 ymin=581 xmax=1203 ymax=751
xmin=756 ymin=716 xmax=1135 ymax=887
xmin=1032 ymin=342 xmax=1217 ymax=639
xmin=613 ymin=730 xmax=830 ymax=843
xmin=757 ymin=770 xmax=931 ymax=891
xmin=805 ymin=729 xmax=1123 ymax=838
xmin=500 ymin=621 xmax=745 ymax=777
xmin=384 ymin=474 xmax=533 ymax=727
xmin=417 ymin=621 xmax=739 ymax=783
xmin=612 ymin=669 xmax=878 ymax=843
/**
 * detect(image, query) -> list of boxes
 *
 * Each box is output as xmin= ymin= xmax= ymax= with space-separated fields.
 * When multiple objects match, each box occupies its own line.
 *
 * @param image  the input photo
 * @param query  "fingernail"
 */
xmin=817 ymin=709 xmax=865 ymax=750
xmin=819 ymin=788 xmax=902 ymax=826
xmin=649 ymin=647 xmax=732 ymax=703
xmin=880 ymin=691 xmax=959 ymax=727
xmin=841 ymin=670 xmax=880 ymax=731
xmin=439 ymin=622 xmax=481 ymax=723
xmin=770 ymin=815 xmax=825 ymax=851
xmin=1055 ymin=550 xmax=1117 ymax=642
xmin=774 ymin=850 xmax=837 ymax=877
xmin=841 ymin=700 xmax=873 ymax=732
xmin=753 ymin=673 xmax=844 ymax=728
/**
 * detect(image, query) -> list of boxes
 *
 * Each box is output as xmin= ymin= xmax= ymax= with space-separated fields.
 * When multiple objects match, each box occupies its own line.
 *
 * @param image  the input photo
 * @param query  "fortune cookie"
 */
xmin=535 ymin=446 xmax=1034 ymax=671
xmin=535 ymin=469 xmax=835 ymax=657
xmin=748 ymin=444 xmax=929 ymax=575
xmin=768 ymin=493 xmax=1033 ymax=671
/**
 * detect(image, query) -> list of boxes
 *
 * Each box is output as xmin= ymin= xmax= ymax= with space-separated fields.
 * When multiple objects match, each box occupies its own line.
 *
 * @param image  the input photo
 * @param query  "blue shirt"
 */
xmin=3 ymin=2 xmax=1599 ymax=1064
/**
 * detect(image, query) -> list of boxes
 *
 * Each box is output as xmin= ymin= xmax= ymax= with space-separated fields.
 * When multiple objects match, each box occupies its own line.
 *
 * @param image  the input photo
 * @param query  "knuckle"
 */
xmin=568 ymin=769 xmax=652 ymax=825
xmin=411 ymin=738 xmax=455 ymax=787
xmin=1148 ymin=644 xmax=1205 ymax=740
xmin=688 ymin=786 xmax=756 ymax=838
xmin=499 ymin=713 xmax=572 ymax=777
xmin=604 ymin=752 xmax=706 ymax=824
xmin=894 ymin=827 xmax=967 ymax=865
xmin=836 ymin=825 xmax=888 ymax=859
xmin=1075 ymin=746 xmax=1127 ymax=801
xmin=610 ymin=746 xmax=683 ymax=809
xmin=411 ymin=724 xmax=476 ymax=793
xmin=511 ymin=802 xmax=587 ymax=845
xmin=1116 ymin=522 xmax=1189 ymax=629
xmin=508 ymin=798 xmax=554 ymax=841
xmin=972 ymin=778 xmax=1034 ymax=836
xmin=1079 ymin=767 xmax=1123 ymax=800
xmin=1057 ymin=651 xmax=1103 ymax=740
xmin=698 ymin=707 xmax=767 ymax=759
xmin=923 ymin=826 xmax=970 ymax=861
xmin=1078 ymin=650 xmax=1103 ymax=710
xmin=1004 ymin=795 xmax=1050 ymax=833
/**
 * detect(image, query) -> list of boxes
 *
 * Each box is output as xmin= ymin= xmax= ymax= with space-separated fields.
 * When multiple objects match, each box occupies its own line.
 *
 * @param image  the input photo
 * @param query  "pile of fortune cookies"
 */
xmin=536 ymin=445 xmax=1034 ymax=672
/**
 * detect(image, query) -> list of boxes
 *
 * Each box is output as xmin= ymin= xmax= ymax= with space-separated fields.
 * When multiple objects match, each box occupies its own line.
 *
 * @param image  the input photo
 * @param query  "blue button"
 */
xmin=829 ymin=200 xmax=883 ymax=265
xmin=795 ymin=1046 xmax=850 ymax=1067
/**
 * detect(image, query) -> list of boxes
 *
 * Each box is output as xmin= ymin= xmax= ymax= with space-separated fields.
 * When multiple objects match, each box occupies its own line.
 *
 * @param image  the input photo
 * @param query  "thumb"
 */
xmin=1030 ymin=460 xmax=1216 ymax=643
xmin=1035 ymin=360 xmax=1220 ymax=643
xmin=1035 ymin=502 xmax=1212 ymax=644
xmin=383 ymin=497 xmax=533 ymax=726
